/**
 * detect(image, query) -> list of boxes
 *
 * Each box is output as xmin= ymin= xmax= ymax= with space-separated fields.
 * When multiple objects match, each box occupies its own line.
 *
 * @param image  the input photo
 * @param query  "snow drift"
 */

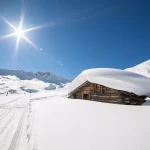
xmin=68 ymin=68 xmax=150 ymax=96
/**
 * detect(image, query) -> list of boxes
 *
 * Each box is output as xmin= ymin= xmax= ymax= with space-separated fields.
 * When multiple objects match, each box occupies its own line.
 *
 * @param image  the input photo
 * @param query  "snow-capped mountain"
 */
xmin=0 ymin=69 xmax=70 ymax=85
xmin=125 ymin=59 xmax=150 ymax=78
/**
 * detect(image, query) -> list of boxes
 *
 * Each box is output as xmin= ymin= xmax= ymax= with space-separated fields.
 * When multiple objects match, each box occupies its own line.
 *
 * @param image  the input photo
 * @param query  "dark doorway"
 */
xmin=73 ymin=94 xmax=76 ymax=99
xmin=83 ymin=94 xmax=89 ymax=100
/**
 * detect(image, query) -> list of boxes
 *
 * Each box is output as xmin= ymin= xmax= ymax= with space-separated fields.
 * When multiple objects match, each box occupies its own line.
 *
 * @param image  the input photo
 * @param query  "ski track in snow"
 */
xmin=0 ymin=95 xmax=31 ymax=150
xmin=0 ymin=112 xmax=15 ymax=135
xmin=8 ymin=109 xmax=26 ymax=150
xmin=0 ymin=96 xmax=23 ymax=109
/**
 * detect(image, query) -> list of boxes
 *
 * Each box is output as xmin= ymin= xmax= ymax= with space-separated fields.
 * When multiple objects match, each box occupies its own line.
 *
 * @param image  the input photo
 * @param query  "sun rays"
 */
xmin=0 ymin=14 xmax=53 ymax=54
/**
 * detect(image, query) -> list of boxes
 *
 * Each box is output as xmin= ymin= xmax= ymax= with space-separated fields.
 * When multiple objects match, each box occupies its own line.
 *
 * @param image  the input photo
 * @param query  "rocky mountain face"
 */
xmin=125 ymin=60 xmax=150 ymax=78
xmin=0 ymin=69 xmax=70 ymax=85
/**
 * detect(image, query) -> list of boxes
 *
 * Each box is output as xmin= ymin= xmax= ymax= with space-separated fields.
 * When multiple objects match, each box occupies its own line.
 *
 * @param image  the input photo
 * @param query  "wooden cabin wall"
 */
xmin=69 ymin=82 xmax=122 ymax=103
xmin=120 ymin=92 xmax=146 ymax=105
xmin=69 ymin=82 xmax=146 ymax=105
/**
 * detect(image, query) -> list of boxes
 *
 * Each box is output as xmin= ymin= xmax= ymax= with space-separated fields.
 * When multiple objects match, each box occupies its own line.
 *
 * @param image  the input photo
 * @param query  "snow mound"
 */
xmin=68 ymin=68 xmax=150 ymax=96
xmin=0 ymin=75 xmax=63 ymax=94
xmin=0 ymin=75 xmax=20 ymax=94
xmin=125 ymin=59 xmax=150 ymax=78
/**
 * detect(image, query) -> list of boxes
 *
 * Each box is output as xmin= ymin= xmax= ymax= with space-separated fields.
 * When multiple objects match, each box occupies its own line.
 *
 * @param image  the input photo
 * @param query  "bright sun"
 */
xmin=0 ymin=16 xmax=52 ymax=52
xmin=16 ymin=28 xmax=24 ymax=37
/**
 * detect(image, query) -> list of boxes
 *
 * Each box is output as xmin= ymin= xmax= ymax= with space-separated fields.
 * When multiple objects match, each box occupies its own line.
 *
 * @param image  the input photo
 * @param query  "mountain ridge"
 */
xmin=125 ymin=59 xmax=150 ymax=78
xmin=0 ymin=69 xmax=70 ymax=85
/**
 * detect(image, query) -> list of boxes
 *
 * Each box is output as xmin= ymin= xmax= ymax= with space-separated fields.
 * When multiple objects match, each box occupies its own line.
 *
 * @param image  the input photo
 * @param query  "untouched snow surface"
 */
xmin=68 ymin=68 xmax=150 ymax=96
xmin=32 ymin=90 xmax=150 ymax=150
xmin=0 ymin=90 xmax=150 ymax=150
xmin=126 ymin=59 xmax=150 ymax=78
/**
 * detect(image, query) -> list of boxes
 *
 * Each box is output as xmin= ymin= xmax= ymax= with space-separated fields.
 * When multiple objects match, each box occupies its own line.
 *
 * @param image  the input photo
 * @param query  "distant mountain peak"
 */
xmin=0 ymin=69 xmax=70 ymax=85
xmin=125 ymin=59 xmax=150 ymax=78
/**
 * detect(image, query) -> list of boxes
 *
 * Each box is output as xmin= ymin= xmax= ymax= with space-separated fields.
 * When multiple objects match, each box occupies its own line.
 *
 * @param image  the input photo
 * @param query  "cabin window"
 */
xmin=101 ymin=87 xmax=106 ymax=94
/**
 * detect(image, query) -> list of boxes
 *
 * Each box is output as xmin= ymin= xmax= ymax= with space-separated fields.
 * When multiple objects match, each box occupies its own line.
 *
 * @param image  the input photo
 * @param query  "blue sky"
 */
xmin=0 ymin=0 xmax=150 ymax=79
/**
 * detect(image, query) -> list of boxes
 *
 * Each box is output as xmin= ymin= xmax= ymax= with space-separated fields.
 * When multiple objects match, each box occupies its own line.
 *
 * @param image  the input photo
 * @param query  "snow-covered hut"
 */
xmin=68 ymin=68 xmax=150 ymax=105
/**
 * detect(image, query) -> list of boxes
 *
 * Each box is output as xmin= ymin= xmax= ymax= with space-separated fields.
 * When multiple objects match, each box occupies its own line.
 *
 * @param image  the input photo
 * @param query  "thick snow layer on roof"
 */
xmin=68 ymin=68 xmax=150 ymax=96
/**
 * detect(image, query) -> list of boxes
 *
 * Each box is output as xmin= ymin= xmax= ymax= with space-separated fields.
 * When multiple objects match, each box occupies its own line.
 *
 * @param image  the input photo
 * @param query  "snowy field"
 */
xmin=0 ymin=89 xmax=150 ymax=150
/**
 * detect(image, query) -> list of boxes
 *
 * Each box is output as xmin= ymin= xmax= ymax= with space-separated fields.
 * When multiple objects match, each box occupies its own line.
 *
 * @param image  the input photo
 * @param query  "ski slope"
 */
xmin=0 ymin=89 xmax=150 ymax=150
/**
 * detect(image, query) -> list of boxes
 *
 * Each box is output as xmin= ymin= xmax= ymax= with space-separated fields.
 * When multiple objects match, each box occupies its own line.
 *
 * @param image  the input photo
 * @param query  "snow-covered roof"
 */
xmin=68 ymin=68 xmax=150 ymax=96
